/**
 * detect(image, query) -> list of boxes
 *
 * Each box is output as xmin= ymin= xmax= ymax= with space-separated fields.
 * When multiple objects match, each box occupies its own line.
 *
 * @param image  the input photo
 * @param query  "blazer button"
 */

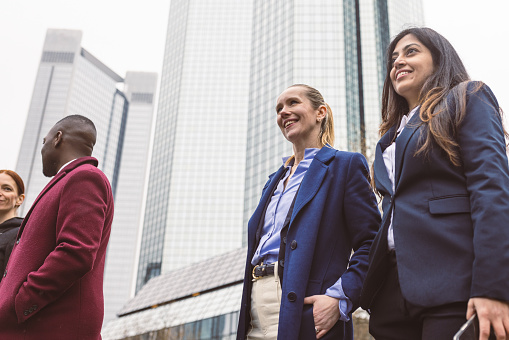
xmin=279 ymin=259 xmax=284 ymax=267
xmin=3 ymin=270 xmax=6 ymax=278
xmin=283 ymin=237 xmax=287 ymax=244
xmin=16 ymin=239 xmax=19 ymax=245
xmin=287 ymin=291 xmax=297 ymax=302
xmin=290 ymin=240 xmax=297 ymax=250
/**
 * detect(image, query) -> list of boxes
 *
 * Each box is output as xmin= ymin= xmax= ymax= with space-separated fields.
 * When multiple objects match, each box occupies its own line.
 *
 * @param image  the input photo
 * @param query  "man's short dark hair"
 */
xmin=56 ymin=115 xmax=96 ymax=133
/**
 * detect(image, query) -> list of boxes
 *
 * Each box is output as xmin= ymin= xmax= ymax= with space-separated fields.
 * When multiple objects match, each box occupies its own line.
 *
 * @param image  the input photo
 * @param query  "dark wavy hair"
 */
xmin=380 ymin=27 xmax=507 ymax=166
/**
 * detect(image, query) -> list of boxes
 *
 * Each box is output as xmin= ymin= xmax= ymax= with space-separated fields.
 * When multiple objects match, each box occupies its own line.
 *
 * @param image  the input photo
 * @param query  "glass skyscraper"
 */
xmin=15 ymin=29 xmax=158 ymax=324
xmin=137 ymin=0 xmax=423 ymax=292
xmin=136 ymin=0 xmax=253 ymax=291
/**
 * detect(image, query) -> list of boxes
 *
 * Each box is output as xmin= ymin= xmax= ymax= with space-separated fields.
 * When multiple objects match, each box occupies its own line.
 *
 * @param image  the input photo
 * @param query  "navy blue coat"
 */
xmin=362 ymin=83 xmax=509 ymax=309
xmin=237 ymin=146 xmax=380 ymax=340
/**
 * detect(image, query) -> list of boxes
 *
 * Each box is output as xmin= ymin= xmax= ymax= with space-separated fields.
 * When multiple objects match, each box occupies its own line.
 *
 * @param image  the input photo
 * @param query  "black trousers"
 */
xmin=369 ymin=251 xmax=468 ymax=340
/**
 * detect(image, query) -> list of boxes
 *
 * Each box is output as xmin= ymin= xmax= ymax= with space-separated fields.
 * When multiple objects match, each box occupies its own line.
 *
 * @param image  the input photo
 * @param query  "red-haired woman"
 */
xmin=0 ymin=170 xmax=25 ymax=282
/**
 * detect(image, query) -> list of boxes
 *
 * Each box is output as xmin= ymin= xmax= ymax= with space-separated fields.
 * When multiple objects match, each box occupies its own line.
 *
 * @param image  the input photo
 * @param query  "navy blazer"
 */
xmin=237 ymin=146 xmax=380 ymax=340
xmin=362 ymin=83 xmax=509 ymax=309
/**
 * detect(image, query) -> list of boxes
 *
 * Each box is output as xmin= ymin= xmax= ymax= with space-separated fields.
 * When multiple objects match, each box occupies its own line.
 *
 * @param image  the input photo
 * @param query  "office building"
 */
xmin=102 ymin=71 xmax=158 ymax=324
xmin=15 ymin=29 xmax=157 ymax=324
xmin=136 ymin=0 xmax=253 ymax=291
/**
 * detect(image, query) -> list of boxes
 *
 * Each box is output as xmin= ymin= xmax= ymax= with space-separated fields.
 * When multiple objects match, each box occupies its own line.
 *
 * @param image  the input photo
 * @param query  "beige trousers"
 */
xmin=247 ymin=264 xmax=282 ymax=340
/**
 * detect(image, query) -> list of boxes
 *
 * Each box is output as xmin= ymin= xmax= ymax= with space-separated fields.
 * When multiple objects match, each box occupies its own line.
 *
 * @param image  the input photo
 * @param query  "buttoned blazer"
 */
xmin=0 ymin=157 xmax=114 ymax=340
xmin=361 ymin=82 xmax=509 ymax=309
xmin=237 ymin=146 xmax=380 ymax=340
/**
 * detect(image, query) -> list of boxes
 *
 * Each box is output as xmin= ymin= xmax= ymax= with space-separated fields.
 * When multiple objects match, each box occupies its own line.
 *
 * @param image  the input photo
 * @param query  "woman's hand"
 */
xmin=467 ymin=297 xmax=509 ymax=340
xmin=303 ymin=295 xmax=340 ymax=339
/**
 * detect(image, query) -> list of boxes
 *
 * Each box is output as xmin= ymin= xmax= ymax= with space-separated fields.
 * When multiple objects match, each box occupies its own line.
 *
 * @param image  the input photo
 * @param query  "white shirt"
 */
xmin=57 ymin=159 xmax=77 ymax=174
xmin=382 ymin=106 xmax=419 ymax=250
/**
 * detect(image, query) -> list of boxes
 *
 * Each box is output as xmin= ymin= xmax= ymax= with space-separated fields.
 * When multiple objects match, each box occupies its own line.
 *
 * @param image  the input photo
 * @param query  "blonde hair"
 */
xmin=284 ymin=84 xmax=335 ymax=166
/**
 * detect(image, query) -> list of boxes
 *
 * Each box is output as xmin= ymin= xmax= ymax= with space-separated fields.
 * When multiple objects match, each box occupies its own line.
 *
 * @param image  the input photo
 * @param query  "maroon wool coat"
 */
xmin=0 ymin=157 xmax=114 ymax=339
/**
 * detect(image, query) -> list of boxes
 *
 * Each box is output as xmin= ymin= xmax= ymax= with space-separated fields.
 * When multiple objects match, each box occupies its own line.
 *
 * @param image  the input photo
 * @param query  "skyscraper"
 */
xmin=136 ymin=0 xmax=423 ymax=292
xmin=136 ymin=0 xmax=253 ymax=291
xmin=15 ymin=29 xmax=158 ymax=324
xmin=103 ymin=71 xmax=158 ymax=324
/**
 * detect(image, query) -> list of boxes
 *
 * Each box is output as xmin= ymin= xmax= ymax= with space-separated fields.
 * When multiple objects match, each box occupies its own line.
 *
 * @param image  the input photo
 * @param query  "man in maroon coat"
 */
xmin=0 ymin=115 xmax=114 ymax=339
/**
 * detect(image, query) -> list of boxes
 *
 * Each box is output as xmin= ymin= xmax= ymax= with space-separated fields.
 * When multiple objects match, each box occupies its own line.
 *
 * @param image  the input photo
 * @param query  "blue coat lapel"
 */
xmin=394 ymin=109 xmax=423 ymax=189
xmin=248 ymin=165 xmax=287 ymax=247
xmin=290 ymin=146 xmax=335 ymax=225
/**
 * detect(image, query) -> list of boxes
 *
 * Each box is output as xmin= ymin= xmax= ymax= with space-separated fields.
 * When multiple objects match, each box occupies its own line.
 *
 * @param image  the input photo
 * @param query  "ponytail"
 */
xmin=319 ymin=103 xmax=334 ymax=147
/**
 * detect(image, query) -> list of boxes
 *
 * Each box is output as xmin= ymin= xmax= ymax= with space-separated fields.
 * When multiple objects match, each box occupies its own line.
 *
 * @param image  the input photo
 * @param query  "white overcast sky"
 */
xmin=1 ymin=0 xmax=508 ymax=170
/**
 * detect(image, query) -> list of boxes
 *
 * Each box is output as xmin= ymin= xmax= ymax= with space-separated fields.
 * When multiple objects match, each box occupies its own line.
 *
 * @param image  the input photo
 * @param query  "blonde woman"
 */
xmin=237 ymin=84 xmax=380 ymax=340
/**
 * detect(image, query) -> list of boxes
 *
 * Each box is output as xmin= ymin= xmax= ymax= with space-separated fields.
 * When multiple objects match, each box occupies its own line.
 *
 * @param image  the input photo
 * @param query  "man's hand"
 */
xmin=467 ymin=297 xmax=509 ymax=340
xmin=303 ymin=295 xmax=340 ymax=339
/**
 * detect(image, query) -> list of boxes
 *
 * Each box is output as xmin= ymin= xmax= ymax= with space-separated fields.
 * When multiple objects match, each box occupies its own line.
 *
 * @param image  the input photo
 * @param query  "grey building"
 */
xmin=136 ymin=0 xmax=253 ymax=291
xmin=136 ymin=0 xmax=423 ymax=293
xmin=15 ymin=29 xmax=158 ymax=325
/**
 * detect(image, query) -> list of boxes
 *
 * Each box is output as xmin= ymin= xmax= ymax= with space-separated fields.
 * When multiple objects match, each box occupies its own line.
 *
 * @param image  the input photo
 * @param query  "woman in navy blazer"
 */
xmin=237 ymin=84 xmax=380 ymax=340
xmin=360 ymin=27 xmax=509 ymax=340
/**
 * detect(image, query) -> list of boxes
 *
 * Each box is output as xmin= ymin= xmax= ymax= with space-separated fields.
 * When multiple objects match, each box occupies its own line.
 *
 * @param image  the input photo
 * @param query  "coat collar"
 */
xmin=18 ymin=157 xmax=99 ymax=236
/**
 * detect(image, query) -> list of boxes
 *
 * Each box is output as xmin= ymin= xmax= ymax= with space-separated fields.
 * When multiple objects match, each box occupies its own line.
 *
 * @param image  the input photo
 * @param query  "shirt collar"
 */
xmin=397 ymin=106 xmax=420 ymax=135
xmin=282 ymin=148 xmax=320 ymax=166
xmin=57 ymin=159 xmax=77 ymax=174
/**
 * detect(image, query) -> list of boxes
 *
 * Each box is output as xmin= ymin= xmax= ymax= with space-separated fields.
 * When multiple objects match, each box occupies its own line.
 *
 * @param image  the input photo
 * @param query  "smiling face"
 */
xmin=390 ymin=34 xmax=435 ymax=109
xmin=276 ymin=86 xmax=325 ymax=149
xmin=0 ymin=173 xmax=24 ymax=216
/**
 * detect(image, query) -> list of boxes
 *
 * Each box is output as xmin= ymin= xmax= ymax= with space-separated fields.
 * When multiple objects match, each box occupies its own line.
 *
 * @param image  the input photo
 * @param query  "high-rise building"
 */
xmin=136 ymin=0 xmax=423 ymax=292
xmin=135 ymin=0 xmax=253 ymax=291
xmin=103 ymin=72 xmax=158 ymax=324
xmin=15 ymin=29 xmax=157 ymax=324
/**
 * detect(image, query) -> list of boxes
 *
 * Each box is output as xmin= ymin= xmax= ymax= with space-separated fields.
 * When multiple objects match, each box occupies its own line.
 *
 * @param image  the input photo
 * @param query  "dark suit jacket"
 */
xmin=237 ymin=146 xmax=380 ymax=340
xmin=0 ymin=157 xmax=114 ymax=339
xmin=361 ymin=83 xmax=509 ymax=309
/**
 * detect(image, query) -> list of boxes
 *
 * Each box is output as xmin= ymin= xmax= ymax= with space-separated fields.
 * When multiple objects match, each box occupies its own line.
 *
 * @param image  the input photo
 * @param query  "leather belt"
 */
xmin=252 ymin=263 xmax=275 ymax=280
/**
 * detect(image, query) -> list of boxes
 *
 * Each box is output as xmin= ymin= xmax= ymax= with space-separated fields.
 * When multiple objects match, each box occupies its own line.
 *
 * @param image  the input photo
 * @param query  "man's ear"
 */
xmin=54 ymin=131 xmax=63 ymax=147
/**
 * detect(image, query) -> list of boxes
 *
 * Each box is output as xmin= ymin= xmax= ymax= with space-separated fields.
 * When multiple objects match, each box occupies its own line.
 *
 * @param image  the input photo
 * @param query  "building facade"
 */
xmin=136 ymin=0 xmax=423 ymax=292
xmin=15 ymin=29 xmax=158 ymax=324
xmin=136 ymin=0 xmax=253 ymax=291
xmin=102 ymin=72 xmax=158 ymax=324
